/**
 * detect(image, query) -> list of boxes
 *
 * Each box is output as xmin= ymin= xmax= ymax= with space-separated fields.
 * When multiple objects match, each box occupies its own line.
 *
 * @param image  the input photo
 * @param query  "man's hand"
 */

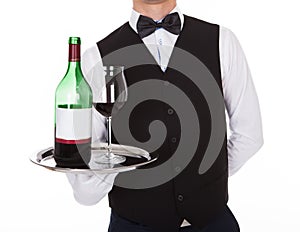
xmin=66 ymin=172 xmax=118 ymax=206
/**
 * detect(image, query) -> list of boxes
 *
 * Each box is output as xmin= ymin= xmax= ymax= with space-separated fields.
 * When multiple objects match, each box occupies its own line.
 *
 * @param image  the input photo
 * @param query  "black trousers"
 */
xmin=108 ymin=205 xmax=240 ymax=232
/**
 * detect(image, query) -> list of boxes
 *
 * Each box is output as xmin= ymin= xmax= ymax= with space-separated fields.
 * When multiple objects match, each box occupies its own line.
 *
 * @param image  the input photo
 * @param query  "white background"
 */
xmin=0 ymin=0 xmax=299 ymax=231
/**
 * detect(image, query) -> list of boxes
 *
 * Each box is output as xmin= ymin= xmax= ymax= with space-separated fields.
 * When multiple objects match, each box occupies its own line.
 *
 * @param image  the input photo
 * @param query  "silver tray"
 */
xmin=30 ymin=143 xmax=158 ymax=174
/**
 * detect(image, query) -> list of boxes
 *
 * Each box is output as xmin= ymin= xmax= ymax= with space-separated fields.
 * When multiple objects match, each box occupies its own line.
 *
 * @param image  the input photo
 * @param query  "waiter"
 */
xmin=66 ymin=0 xmax=264 ymax=231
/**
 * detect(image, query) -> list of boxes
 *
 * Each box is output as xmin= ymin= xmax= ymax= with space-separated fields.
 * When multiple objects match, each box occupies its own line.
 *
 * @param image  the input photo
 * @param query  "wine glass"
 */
xmin=91 ymin=65 xmax=128 ymax=164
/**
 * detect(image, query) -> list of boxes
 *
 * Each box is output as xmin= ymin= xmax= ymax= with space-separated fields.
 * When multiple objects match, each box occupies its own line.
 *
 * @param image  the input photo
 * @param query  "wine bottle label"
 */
xmin=56 ymin=108 xmax=92 ymax=143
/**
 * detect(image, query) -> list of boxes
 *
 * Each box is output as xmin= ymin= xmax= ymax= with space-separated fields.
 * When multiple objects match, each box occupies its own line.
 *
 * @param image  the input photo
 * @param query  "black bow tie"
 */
xmin=137 ymin=12 xmax=181 ymax=39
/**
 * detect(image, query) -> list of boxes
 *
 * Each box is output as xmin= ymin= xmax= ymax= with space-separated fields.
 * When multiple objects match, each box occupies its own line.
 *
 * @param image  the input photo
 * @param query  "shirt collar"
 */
xmin=129 ymin=5 xmax=184 ymax=34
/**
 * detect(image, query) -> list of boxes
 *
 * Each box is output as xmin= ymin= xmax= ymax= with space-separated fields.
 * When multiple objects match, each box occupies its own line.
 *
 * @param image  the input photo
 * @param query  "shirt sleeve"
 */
xmin=65 ymin=45 xmax=118 ymax=206
xmin=219 ymin=26 xmax=264 ymax=176
xmin=82 ymin=45 xmax=107 ymax=144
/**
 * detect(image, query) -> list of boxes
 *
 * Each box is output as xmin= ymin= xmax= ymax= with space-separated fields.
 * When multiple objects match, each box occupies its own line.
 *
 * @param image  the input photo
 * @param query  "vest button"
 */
xmin=171 ymin=137 xmax=177 ymax=143
xmin=178 ymin=194 xmax=184 ymax=202
xmin=168 ymin=109 xmax=174 ymax=115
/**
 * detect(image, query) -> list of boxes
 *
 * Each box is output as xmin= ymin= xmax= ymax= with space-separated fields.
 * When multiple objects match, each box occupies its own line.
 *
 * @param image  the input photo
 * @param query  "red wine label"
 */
xmin=55 ymin=138 xmax=91 ymax=145
xmin=56 ymin=108 xmax=92 ymax=143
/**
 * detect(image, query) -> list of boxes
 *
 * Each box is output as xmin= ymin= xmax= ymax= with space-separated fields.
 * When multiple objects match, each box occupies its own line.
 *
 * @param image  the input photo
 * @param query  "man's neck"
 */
xmin=133 ymin=0 xmax=177 ymax=20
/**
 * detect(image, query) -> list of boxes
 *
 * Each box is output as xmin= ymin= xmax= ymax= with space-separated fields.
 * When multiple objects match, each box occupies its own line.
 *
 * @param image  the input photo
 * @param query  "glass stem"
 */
xmin=107 ymin=116 xmax=112 ymax=155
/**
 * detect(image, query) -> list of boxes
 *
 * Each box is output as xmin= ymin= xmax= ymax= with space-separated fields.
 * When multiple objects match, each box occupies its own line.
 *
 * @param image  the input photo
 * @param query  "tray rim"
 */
xmin=29 ymin=143 xmax=158 ymax=174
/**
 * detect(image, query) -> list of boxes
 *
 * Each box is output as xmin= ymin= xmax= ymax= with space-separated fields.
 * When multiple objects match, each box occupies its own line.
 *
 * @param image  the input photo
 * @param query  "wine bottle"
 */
xmin=54 ymin=37 xmax=93 ymax=168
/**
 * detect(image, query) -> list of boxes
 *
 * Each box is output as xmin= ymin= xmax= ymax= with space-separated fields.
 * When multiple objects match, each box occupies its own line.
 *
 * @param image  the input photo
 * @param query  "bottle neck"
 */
xmin=67 ymin=61 xmax=81 ymax=72
xmin=67 ymin=44 xmax=82 ymax=78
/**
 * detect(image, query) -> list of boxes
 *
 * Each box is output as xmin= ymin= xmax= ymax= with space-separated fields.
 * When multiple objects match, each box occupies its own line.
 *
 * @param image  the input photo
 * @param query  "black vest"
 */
xmin=97 ymin=15 xmax=229 ymax=232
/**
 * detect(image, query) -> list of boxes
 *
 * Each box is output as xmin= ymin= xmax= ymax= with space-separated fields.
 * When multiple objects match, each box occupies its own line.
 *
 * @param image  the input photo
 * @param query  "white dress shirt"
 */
xmin=66 ymin=5 xmax=264 ymax=228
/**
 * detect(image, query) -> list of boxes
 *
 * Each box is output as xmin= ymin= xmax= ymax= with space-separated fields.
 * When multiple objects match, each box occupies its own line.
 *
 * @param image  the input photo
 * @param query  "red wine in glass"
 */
xmin=93 ymin=103 xmax=114 ymax=118
xmin=91 ymin=65 xmax=128 ymax=164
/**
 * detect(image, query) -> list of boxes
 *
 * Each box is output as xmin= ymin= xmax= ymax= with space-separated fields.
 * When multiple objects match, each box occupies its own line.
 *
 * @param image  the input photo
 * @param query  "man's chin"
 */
xmin=141 ymin=0 xmax=171 ymax=5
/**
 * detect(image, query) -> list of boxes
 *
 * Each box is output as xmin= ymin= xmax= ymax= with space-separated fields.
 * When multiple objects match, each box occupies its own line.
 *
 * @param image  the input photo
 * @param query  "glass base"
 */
xmin=94 ymin=152 xmax=126 ymax=164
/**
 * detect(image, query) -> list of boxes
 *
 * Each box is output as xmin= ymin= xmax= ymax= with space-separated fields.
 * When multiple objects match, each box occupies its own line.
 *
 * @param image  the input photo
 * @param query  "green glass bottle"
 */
xmin=54 ymin=37 xmax=93 ymax=168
